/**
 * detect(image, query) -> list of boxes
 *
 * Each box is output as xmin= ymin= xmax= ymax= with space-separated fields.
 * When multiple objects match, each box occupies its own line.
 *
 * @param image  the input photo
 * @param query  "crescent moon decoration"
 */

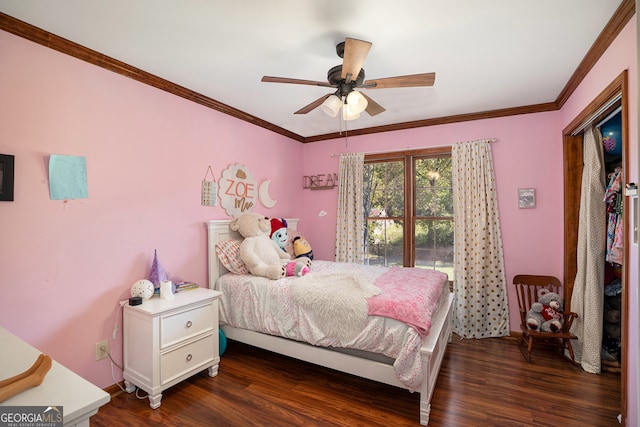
xmin=258 ymin=180 xmax=277 ymax=208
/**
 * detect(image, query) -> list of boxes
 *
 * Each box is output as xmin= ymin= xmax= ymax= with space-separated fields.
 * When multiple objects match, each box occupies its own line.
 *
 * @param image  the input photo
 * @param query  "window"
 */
xmin=363 ymin=148 xmax=454 ymax=279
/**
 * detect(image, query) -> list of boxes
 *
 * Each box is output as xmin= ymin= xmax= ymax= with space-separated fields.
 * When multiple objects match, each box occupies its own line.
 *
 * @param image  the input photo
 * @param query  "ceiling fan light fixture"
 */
xmin=262 ymin=38 xmax=434 ymax=118
xmin=342 ymin=104 xmax=361 ymax=121
xmin=320 ymin=95 xmax=342 ymax=117
xmin=346 ymin=90 xmax=368 ymax=114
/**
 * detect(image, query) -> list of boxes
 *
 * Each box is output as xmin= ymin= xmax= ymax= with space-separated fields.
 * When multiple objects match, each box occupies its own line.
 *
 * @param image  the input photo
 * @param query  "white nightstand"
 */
xmin=122 ymin=288 xmax=222 ymax=408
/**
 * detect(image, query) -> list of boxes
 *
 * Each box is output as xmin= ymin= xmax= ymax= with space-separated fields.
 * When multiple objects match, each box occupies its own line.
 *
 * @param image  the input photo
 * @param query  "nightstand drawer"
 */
xmin=160 ymin=303 xmax=215 ymax=348
xmin=161 ymin=333 xmax=215 ymax=384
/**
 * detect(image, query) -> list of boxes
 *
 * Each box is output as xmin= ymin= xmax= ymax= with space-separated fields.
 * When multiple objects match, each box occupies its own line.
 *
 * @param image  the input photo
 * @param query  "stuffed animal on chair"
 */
xmin=230 ymin=213 xmax=310 ymax=280
xmin=525 ymin=288 xmax=564 ymax=332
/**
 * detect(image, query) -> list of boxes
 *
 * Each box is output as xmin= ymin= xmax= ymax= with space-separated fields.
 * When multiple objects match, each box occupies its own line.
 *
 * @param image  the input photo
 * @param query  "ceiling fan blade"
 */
xmin=364 ymin=72 xmax=435 ymax=89
xmin=262 ymin=76 xmax=334 ymax=88
xmin=294 ymin=94 xmax=331 ymax=114
xmin=341 ymin=38 xmax=372 ymax=83
xmin=360 ymin=93 xmax=386 ymax=116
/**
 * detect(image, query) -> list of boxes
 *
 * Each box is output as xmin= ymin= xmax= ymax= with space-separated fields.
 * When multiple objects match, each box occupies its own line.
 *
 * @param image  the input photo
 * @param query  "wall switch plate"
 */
xmin=95 ymin=340 xmax=108 ymax=361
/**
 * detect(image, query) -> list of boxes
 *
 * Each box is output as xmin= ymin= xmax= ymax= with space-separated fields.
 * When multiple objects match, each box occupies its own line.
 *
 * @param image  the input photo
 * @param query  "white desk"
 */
xmin=0 ymin=326 xmax=110 ymax=426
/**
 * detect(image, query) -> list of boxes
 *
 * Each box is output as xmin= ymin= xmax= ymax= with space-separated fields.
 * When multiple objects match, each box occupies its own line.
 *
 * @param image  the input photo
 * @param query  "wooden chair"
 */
xmin=513 ymin=275 xmax=579 ymax=364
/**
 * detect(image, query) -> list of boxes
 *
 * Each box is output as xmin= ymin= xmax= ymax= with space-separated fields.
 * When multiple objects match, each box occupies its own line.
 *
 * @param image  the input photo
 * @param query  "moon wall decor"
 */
xmin=258 ymin=179 xmax=277 ymax=208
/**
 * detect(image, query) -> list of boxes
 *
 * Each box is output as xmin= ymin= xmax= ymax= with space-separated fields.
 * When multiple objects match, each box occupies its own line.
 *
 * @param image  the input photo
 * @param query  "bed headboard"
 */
xmin=206 ymin=218 xmax=299 ymax=289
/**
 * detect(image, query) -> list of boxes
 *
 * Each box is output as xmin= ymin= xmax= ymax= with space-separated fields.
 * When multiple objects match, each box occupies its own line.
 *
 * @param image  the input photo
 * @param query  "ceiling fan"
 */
xmin=261 ymin=38 xmax=435 ymax=120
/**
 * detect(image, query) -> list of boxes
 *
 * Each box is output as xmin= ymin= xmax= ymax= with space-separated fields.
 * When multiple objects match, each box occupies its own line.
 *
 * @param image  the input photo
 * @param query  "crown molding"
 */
xmin=1 ymin=1 xmax=634 ymax=144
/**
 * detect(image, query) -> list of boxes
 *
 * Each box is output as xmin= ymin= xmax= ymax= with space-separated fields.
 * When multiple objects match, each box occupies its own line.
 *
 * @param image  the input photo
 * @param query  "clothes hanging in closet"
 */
xmin=604 ymin=169 xmax=623 ymax=265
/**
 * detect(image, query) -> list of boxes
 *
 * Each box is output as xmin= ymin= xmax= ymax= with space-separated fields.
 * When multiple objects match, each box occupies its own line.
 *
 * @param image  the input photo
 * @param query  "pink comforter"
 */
xmin=368 ymin=267 xmax=448 ymax=338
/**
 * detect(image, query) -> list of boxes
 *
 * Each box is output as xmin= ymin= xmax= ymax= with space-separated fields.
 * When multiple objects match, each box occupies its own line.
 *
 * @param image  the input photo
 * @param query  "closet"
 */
xmin=562 ymin=71 xmax=628 ymax=422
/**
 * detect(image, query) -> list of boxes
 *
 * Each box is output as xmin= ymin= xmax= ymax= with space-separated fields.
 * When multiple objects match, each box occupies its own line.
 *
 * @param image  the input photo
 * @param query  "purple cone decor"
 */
xmin=149 ymin=249 xmax=168 ymax=290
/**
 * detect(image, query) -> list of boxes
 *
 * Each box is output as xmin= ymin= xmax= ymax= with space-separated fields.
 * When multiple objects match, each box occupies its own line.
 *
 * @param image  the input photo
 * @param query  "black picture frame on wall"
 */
xmin=0 ymin=154 xmax=15 ymax=201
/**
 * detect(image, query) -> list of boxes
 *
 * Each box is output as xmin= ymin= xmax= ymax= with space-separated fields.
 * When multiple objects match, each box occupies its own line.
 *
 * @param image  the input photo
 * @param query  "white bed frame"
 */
xmin=207 ymin=219 xmax=453 ymax=426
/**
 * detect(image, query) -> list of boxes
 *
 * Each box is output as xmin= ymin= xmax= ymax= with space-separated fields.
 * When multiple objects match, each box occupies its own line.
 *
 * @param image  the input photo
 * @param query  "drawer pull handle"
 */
xmin=186 ymin=321 xmax=193 ymax=328
xmin=186 ymin=354 xmax=193 ymax=362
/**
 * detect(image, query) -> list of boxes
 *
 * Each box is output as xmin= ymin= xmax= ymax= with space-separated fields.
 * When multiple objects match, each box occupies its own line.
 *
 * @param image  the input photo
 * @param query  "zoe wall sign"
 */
xmin=218 ymin=163 xmax=257 ymax=217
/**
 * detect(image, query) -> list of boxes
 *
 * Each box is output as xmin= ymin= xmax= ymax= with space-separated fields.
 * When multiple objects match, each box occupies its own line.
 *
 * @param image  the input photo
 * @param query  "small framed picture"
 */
xmin=518 ymin=188 xmax=535 ymax=209
xmin=0 ymin=154 xmax=15 ymax=202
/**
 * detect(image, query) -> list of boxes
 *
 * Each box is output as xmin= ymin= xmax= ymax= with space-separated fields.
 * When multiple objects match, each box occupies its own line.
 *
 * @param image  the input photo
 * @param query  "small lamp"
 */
xmin=131 ymin=279 xmax=155 ymax=300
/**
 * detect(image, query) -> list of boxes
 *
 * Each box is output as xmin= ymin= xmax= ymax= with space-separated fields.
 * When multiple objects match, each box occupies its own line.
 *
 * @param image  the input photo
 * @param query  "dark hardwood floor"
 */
xmin=93 ymin=335 xmax=621 ymax=427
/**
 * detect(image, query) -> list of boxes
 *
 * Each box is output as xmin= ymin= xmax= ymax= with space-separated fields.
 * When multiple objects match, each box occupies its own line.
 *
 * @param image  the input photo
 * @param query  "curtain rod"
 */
xmin=329 ymin=138 xmax=497 ymax=157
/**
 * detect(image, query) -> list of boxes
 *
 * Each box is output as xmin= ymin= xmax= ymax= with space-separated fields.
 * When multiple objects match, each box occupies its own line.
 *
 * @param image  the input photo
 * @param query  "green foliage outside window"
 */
xmin=363 ymin=154 xmax=454 ymax=279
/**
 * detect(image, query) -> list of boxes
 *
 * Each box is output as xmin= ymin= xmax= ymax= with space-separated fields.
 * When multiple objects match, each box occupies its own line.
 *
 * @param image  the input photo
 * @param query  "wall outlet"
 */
xmin=95 ymin=340 xmax=108 ymax=361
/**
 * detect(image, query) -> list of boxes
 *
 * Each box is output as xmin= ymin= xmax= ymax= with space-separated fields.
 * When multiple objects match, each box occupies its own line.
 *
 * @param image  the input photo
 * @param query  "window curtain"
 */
xmin=335 ymin=153 xmax=365 ymax=263
xmin=451 ymin=140 xmax=509 ymax=338
xmin=570 ymin=126 xmax=606 ymax=374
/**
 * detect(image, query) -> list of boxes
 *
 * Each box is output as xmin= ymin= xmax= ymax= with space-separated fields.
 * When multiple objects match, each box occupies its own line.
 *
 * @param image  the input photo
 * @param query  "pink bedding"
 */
xmin=216 ymin=260 xmax=450 ymax=391
xmin=368 ymin=267 xmax=448 ymax=338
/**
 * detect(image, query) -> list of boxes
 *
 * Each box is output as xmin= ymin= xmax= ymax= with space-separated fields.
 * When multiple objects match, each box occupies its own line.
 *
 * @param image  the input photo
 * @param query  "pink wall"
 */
xmin=300 ymin=17 xmax=638 ymax=426
xmin=1 ymin=14 xmax=637 ymax=424
xmin=0 ymin=30 xmax=303 ymax=389
xmin=300 ymin=113 xmax=565 ymax=330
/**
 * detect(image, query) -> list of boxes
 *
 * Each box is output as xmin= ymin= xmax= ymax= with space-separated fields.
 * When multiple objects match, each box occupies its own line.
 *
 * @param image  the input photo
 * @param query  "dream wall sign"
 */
xmin=303 ymin=173 xmax=338 ymax=190
xmin=218 ymin=163 xmax=257 ymax=217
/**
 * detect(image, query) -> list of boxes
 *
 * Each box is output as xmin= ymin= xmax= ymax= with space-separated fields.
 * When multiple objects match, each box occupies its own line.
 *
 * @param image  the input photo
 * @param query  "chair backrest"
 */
xmin=513 ymin=274 xmax=563 ymax=330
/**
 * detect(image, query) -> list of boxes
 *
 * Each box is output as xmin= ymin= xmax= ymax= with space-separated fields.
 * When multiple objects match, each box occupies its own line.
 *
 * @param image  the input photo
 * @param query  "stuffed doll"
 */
xmin=269 ymin=218 xmax=288 ymax=251
xmin=525 ymin=288 xmax=564 ymax=332
xmin=230 ymin=213 xmax=310 ymax=280
xmin=285 ymin=260 xmax=309 ymax=277
xmin=292 ymin=235 xmax=314 ymax=261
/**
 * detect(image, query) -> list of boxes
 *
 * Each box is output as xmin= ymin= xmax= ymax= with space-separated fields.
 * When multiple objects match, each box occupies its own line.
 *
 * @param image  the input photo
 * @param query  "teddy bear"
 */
xmin=525 ymin=288 xmax=564 ymax=332
xmin=230 ymin=212 xmax=311 ymax=280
